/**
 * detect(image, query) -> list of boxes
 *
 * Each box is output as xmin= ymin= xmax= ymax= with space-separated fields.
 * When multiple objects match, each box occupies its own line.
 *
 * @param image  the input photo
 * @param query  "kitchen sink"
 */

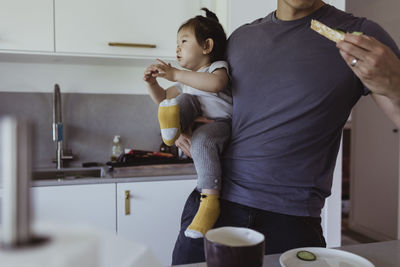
xmin=32 ymin=167 xmax=104 ymax=180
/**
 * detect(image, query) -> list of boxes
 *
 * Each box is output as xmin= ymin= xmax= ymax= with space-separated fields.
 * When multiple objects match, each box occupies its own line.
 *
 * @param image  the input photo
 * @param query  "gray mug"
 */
xmin=204 ymin=227 xmax=265 ymax=267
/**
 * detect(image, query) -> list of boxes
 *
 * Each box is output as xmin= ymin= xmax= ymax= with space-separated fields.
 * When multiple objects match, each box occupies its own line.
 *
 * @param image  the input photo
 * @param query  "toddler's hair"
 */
xmin=179 ymin=8 xmax=227 ymax=62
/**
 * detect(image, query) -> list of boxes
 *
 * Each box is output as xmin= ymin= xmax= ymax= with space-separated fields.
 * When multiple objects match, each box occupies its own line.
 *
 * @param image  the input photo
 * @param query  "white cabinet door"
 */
xmin=0 ymin=0 xmax=54 ymax=52
xmin=31 ymin=183 xmax=116 ymax=233
xmin=55 ymin=0 xmax=200 ymax=58
xmin=117 ymin=177 xmax=197 ymax=266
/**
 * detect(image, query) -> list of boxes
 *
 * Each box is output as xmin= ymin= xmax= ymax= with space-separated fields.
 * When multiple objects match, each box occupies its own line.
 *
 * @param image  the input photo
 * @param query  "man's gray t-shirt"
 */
xmin=221 ymin=4 xmax=400 ymax=217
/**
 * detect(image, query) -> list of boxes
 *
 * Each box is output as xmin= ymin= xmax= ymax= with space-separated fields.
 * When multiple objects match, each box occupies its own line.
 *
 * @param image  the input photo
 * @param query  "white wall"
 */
xmin=346 ymin=0 xmax=400 ymax=45
xmin=351 ymin=97 xmax=399 ymax=240
xmin=228 ymin=0 xmax=276 ymax=34
xmin=0 ymin=57 xmax=174 ymax=94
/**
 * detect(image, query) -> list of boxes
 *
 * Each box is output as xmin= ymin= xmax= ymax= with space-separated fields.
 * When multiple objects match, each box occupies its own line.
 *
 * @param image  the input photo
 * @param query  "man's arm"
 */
xmin=371 ymin=93 xmax=400 ymax=128
xmin=337 ymin=33 xmax=400 ymax=127
xmin=175 ymin=117 xmax=215 ymax=157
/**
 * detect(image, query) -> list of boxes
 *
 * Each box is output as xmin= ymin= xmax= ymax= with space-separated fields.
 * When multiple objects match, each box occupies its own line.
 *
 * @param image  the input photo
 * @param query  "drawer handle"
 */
xmin=108 ymin=42 xmax=156 ymax=48
xmin=125 ymin=190 xmax=131 ymax=215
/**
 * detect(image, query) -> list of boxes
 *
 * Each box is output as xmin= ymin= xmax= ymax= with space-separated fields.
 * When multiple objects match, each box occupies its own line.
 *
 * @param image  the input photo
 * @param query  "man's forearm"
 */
xmin=372 ymin=90 xmax=400 ymax=129
xmin=386 ymin=74 xmax=400 ymax=103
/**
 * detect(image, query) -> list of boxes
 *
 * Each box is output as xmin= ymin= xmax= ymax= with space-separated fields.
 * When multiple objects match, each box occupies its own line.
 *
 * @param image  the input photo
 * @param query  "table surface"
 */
xmin=172 ymin=240 xmax=400 ymax=267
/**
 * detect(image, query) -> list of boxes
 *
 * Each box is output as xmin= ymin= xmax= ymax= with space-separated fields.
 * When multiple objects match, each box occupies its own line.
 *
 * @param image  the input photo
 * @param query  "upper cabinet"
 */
xmin=0 ymin=0 xmax=54 ymax=52
xmin=0 ymin=0 xmax=201 ymax=59
xmin=0 ymin=0 xmax=346 ymax=59
xmin=55 ymin=0 xmax=200 ymax=59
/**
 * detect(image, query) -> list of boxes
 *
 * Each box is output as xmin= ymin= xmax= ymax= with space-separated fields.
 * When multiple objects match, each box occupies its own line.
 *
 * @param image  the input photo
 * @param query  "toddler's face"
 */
xmin=176 ymin=27 xmax=209 ymax=71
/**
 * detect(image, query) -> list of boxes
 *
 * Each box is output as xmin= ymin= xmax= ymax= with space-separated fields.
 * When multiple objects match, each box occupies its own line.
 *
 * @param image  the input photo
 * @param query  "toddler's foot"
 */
xmin=184 ymin=193 xmax=220 ymax=238
xmin=158 ymin=98 xmax=181 ymax=146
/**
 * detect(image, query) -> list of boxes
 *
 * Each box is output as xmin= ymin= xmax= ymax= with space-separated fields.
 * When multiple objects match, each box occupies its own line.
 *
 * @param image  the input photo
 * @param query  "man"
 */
xmin=172 ymin=0 xmax=400 ymax=265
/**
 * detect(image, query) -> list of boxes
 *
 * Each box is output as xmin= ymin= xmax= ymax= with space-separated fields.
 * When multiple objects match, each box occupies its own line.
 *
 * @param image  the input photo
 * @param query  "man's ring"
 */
xmin=351 ymin=58 xmax=358 ymax=67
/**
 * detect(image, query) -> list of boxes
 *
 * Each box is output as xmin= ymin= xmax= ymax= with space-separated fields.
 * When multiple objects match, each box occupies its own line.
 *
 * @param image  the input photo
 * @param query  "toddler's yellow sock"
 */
xmin=158 ymin=99 xmax=181 ymax=146
xmin=184 ymin=193 xmax=220 ymax=239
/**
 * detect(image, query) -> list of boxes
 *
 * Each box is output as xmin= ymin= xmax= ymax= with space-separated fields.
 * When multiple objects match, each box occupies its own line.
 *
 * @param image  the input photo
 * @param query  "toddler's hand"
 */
xmin=143 ymin=65 xmax=159 ymax=84
xmin=154 ymin=59 xmax=178 ymax=82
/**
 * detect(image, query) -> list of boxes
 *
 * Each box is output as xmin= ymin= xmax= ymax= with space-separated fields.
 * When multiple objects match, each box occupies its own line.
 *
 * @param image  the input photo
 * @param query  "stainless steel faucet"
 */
xmin=53 ymin=84 xmax=73 ymax=169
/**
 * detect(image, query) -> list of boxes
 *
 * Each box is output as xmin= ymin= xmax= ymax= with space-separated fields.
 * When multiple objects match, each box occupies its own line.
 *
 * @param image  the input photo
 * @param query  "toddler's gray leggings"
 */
xmin=176 ymin=93 xmax=231 ymax=190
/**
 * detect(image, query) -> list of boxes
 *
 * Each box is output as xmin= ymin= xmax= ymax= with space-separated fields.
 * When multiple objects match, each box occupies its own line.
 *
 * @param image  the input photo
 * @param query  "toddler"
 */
xmin=143 ymin=8 xmax=231 ymax=238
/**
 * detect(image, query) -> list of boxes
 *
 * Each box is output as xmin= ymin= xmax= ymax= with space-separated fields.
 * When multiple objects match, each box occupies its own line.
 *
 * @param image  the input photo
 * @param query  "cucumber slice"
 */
xmin=335 ymin=28 xmax=363 ymax=36
xmin=296 ymin=250 xmax=317 ymax=261
xmin=335 ymin=28 xmax=346 ymax=34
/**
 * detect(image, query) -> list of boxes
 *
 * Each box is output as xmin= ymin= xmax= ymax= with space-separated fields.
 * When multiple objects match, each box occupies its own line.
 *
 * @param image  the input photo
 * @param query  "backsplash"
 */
xmin=0 ymin=92 xmax=162 ymax=168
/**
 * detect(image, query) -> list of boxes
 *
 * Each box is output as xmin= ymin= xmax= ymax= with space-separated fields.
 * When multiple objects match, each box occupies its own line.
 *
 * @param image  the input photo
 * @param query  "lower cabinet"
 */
xmin=116 ymin=178 xmax=197 ymax=266
xmin=31 ymin=183 xmax=117 ymax=233
xmin=30 ymin=177 xmax=197 ymax=266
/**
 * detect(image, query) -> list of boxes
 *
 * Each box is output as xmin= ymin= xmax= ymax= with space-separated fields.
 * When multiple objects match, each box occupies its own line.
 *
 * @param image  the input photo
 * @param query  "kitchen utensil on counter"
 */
xmin=106 ymin=148 xmax=192 ymax=169
xmin=204 ymin=227 xmax=265 ymax=267
xmin=160 ymin=141 xmax=179 ymax=157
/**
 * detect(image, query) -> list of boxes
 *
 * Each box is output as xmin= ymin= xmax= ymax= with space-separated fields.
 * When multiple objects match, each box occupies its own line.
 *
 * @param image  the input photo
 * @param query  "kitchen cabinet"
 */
xmin=0 ymin=0 xmax=53 ymax=52
xmin=29 ymin=176 xmax=197 ymax=267
xmin=117 ymin=178 xmax=197 ymax=266
xmin=55 ymin=0 xmax=200 ymax=59
xmin=31 ymin=183 xmax=117 ymax=233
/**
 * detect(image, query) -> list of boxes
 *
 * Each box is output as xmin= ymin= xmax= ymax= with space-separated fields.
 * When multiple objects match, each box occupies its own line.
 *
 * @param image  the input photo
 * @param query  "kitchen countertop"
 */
xmin=32 ymin=163 xmax=197 ymax=187
xmin=173 ymin=240 xmax=400 ymax=267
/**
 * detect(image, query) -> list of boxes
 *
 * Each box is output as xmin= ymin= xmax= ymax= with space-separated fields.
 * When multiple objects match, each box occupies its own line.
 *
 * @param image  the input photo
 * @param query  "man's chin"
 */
xmin=285 ymin=0 xmax=322 ymax=10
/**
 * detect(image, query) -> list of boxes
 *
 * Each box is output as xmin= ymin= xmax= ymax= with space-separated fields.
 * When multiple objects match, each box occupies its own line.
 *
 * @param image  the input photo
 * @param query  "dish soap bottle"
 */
xmin=111 ymin=135 xmax=122 ymax=161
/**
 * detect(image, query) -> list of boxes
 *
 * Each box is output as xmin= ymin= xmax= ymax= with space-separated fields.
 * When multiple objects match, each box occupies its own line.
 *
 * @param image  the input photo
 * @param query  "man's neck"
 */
xmin=276 ymin=0 xmax=326 ymax=21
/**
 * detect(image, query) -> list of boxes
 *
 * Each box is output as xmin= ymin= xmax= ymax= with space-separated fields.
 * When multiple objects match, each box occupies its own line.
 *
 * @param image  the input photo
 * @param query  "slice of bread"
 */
xmin=310 ymin=19 xmax=345 ymax=43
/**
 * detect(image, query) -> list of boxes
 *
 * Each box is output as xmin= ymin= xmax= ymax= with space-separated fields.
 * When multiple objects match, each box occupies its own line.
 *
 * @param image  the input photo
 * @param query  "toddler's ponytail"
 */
xmin=201 ymin=7 xmax=219 ymax=22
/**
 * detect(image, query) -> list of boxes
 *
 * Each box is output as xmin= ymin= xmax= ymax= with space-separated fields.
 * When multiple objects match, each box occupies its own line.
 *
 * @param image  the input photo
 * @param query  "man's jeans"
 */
xmin=172 ymin=189 xmax=326 ymax=265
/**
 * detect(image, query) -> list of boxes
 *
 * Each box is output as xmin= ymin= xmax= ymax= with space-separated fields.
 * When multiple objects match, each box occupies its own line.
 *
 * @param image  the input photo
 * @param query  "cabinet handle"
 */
xmin=108 ymin=42 xmax=156 ymax=48
xmin=125 ymin=190 xmax=131 ymax=215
